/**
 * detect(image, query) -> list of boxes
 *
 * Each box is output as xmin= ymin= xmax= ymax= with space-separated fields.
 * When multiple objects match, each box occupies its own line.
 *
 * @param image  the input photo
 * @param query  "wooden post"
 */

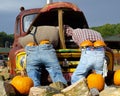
xmin=58 ymin=9 xmax=66 ymax=49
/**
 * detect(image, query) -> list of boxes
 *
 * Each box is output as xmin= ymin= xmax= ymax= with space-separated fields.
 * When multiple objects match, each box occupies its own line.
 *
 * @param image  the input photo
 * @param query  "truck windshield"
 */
xmin=23 ymin=14 xmax=37 ymax=32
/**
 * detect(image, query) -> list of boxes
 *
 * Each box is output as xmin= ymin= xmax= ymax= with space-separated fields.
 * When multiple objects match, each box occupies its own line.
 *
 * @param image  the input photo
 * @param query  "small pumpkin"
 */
xmin=87 ymin=73 xmax=105 ymax=91
xmin=11 ymin=75 xmax=34 ymax=95
xmin=114 ymin=70 xmax=120 ymax=86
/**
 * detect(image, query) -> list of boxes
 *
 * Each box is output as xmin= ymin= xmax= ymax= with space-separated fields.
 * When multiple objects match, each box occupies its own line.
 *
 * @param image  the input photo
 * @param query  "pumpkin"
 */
xmin=114 ymin=70 xmax=120 ymax=85
xmin=87 ymin=73 xmax=105 ymax=91
xmin=11 ymin=75 xmax=34 ymax=95
xmin=80 ymin=40 xmax=93 ymax=47
xmin=94 ymin=40 xmax=106 ymax=47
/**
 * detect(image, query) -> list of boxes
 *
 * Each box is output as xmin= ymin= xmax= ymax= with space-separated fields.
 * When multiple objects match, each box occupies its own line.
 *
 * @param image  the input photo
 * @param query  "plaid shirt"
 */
xmin=66 ymin=27 xmax=104 ymax=46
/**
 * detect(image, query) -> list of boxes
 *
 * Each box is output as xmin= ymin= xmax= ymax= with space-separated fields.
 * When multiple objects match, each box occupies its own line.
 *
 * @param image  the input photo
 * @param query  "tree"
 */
xmin=0 ymin=32 xmax=14 ymax=47
xmin=91 ymin=23 xmax=120 ymax=37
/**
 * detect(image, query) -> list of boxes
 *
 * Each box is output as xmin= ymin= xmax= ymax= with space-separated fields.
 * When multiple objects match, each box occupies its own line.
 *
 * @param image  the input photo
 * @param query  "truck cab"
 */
xmin=9 ymin=7 xmax=41 ymax=75
xmin=9 ymin=2 xmax=114 ymax=84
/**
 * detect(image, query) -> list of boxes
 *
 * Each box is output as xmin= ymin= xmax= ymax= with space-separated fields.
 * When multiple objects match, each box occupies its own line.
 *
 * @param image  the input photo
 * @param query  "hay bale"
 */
xmin=61 ymin=78 xmax=91 ymax=96
xmin=29 ymin=86 xmax=60 ymax=96
xmin=100 ymin=86 xmax=120 ymax=96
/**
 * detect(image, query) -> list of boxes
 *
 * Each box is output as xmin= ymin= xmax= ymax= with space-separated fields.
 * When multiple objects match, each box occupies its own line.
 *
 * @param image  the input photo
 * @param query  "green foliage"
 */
xmin=91 ymin=23 xmax=120 ymax=37
xmin=0 ymin=32 xmax=14 ymax=47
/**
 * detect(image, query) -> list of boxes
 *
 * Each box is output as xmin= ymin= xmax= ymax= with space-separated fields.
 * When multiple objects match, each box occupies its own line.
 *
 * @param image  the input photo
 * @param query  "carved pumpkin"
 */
xmin=11 ymin=75 xmax=34 ymax=95
xmin=87 ymin=73 xmax=105 ymax=91
xmin=114 ymin=70 xmax=120 ymax=86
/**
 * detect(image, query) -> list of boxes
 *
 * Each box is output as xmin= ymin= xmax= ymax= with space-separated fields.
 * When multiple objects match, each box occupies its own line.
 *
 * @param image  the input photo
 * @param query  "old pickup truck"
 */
xmin=9 ymin=2 xmax=114 ymax=85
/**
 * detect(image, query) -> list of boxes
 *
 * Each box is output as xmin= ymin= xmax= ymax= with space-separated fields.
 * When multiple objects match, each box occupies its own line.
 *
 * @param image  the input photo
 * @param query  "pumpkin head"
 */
xmin=11 ymin=75 xmax=34 ymax=95
xmin=87 ymin=73 xmax=105 ymax=91
xmin=114 ymin=70 xmax=120 ymax=86
xmin=80 ymin=40 xmax=93 ymax=47
xmin=94 ymin=40 xmax=106 ymax=47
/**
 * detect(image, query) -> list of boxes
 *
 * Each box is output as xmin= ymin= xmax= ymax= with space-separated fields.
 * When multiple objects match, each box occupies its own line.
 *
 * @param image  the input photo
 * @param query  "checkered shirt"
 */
xmin=66 ymin=27 xmax=104 ymax=46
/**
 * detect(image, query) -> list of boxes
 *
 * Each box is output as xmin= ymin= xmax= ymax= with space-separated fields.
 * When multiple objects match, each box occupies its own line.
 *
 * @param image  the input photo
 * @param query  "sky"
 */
xmin=0 ymin=0 xmax=120 ymax=34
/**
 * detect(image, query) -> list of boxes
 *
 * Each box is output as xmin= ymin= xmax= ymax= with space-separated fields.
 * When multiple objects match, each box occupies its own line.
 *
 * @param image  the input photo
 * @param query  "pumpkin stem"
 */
xmin=92 ymin=70 xmax=96 ymax=74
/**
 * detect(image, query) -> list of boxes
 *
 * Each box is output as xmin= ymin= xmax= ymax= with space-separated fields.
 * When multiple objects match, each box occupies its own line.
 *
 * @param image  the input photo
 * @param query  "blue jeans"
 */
xmin=25 ymin=44 xmax=67 ymax=86
xmin=71 ymin=47 xmax=105 ymax=84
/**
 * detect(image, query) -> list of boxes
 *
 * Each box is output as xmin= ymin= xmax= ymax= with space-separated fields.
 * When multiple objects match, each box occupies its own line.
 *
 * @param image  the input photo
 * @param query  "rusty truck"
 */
xmin=9 ymin=1 xmax=114 ymax=85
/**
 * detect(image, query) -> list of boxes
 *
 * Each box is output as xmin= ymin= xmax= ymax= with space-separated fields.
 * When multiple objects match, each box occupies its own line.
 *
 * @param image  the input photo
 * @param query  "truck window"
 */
xmin=23 ymin=14 xmax=37 ymax=32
